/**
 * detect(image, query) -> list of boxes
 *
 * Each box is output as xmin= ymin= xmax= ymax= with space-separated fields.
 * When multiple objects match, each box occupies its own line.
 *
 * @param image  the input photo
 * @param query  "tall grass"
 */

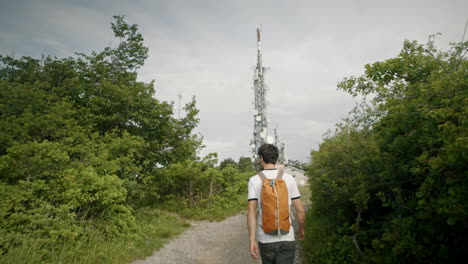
xmin=0 ymin=208 xmax=189 ymax=264
xmin=156 ymin=194 xmax=247 ymax=221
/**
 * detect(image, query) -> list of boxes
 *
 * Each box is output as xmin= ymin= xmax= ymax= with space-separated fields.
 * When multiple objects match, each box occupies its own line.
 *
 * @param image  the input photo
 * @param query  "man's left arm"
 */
xmin=290 ymin=176 xmax=306 ymax=241
xmin=292 ymin=198 xmax=305 ymax=240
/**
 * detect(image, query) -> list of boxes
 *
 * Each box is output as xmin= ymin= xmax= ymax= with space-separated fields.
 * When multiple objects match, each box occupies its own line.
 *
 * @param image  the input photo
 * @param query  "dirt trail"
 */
xmin=132 ymin=212 xmax=258 ymax=264
xmin=132 ymin=211 xmax=304 ymax=264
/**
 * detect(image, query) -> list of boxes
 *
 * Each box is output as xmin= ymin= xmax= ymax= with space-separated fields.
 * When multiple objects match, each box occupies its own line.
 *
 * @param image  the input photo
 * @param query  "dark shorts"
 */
xmin=258 ymin=241 xmax=296 ymax=264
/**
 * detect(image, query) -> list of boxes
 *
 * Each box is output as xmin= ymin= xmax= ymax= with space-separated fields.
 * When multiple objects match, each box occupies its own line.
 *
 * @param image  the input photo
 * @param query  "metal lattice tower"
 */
xmin=251 ymin=28 xmax=273 ymax=162
xmin=250 ymin=28 xmax=288 ymax=166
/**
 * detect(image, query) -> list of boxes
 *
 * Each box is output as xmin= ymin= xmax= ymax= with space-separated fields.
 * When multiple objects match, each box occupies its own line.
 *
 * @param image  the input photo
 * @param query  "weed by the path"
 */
xmin=0 ymin=208 xmax=188 ymax=264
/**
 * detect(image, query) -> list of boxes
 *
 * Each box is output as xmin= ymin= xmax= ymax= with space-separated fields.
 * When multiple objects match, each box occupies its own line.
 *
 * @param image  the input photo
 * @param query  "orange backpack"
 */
xmin=258 ymin=169 xmax=290 ymax=236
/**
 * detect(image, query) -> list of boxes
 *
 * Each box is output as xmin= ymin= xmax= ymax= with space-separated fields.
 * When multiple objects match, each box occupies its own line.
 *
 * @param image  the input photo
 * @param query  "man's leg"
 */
xmin=258 ymin=242 xmax=279 ymax=264
xmin=275 ymin=241 xmax=296 ymax=264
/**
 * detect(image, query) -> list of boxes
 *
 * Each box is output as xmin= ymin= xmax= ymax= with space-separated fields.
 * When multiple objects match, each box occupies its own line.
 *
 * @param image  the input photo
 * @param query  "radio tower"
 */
xmin=275 ymin=128 xmax=288 ymax=165
xmin=250 ymin=27 xmax=274 ymax=163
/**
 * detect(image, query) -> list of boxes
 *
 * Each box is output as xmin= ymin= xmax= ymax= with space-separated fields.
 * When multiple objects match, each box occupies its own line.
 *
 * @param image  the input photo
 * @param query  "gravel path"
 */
xmin=132 ymin=211 xmax=304 ymax=264
xmin=133 ymin=212 xmax=260 ymax=264
xmin=132 ymin=212 xmax=258 ymax=264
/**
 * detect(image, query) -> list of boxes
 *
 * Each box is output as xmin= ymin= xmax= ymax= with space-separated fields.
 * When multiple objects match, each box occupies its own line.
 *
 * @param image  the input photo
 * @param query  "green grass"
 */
xmin=1 ymin=193 xmax=253 ymax=263
xmin=0 ymin=208 xmax=189 ymax=264
xmin=156 ymin=194 xmax=247 ymax=221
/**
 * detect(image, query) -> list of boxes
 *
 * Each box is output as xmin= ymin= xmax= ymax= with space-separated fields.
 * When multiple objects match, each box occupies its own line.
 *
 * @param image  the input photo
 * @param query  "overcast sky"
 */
xmin=1 ymin=0 xmax=466 ymax=162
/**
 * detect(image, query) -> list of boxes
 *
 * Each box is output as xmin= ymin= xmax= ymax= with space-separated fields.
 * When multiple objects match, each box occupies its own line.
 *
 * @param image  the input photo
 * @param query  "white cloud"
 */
xmin=1 ymin=0 xmax=466 ymax=162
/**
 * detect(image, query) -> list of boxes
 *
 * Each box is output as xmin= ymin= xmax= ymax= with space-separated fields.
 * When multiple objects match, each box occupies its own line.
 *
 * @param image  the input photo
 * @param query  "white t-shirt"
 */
xmin=248 ymin=169 xmax=301 ymax=243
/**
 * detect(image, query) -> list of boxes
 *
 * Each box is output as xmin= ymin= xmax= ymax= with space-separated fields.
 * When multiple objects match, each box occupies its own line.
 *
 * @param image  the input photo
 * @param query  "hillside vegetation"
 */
xmin=303 ymin=36 xmax=467 ymax=263
xmin=0 ymin=16 xmax=254 ymax=263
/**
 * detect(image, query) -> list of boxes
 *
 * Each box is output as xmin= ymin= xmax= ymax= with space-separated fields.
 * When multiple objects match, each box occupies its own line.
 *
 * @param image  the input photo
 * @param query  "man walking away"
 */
xmin=247 ymin=144 xmax=306 ymax=263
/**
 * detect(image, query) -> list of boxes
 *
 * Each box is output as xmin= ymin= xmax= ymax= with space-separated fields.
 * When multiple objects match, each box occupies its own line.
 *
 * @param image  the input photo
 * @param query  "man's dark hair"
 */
xmin=258 ymin=144 xmax=279 ymax=164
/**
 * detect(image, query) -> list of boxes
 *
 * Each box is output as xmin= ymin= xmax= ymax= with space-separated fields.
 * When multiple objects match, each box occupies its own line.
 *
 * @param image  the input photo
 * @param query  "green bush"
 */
xmin=146 ymin=157 xmax=253 ymax=221
xmin=0 ymin=141 xmax=137 ymax=253
xmin=0 ymin=15 xmax=202 ymax=262
xmin=0 ymin=208 xmax=188 ymax=264
xmin=304 ymin=37 xmax=468 ymax=263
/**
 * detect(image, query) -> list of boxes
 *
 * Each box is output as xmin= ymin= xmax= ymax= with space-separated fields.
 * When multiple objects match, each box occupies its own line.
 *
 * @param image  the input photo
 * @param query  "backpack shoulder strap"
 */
xmin=258 ymin=171 xmax=267 ymax=180
xmin=276 ymin=168 xmax=284 ymax=179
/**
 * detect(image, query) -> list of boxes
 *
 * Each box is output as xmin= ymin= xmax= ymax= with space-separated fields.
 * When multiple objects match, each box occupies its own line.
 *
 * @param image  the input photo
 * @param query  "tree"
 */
xmin=219 ymin=157 xmax=236 ymax=170
xmin=0 ymin=15 xmax=202 ymax=254
xmin=237 ymin=156 xmax=255 ymax=173
xmin=304 ymin=36 xmax=468 ymax=263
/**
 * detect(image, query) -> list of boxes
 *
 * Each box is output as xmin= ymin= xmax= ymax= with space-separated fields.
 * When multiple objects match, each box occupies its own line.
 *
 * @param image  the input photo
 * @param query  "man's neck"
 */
xmin=262 ymin=163 xmax=276 ymax=170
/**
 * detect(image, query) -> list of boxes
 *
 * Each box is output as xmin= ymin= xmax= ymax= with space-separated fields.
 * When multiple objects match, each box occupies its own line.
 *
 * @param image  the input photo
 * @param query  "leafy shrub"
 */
xmin=304 ymin=37 xmax=468 ymax=263
xmin=0 ymin=140 xmax=137 ymax=254
xmin=146 ymin=157 xmax=252 ymax=221
xmin=0 ymin=15 xmax=202 ymax=262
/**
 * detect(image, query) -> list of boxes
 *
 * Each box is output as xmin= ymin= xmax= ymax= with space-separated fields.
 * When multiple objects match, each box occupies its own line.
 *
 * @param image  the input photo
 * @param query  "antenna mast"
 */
xmin=177 ymin=92 xmax=182 ymax=119
xmin=250 ymin=27 xmax=273 ymax=163
xmin=249 ymin=27 xmax=288 ymax=166
xmin=274 ymin=128 xmax=288 ymax=165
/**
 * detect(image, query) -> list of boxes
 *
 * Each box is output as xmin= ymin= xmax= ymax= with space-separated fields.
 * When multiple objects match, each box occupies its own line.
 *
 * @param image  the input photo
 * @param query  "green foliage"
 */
xmin=0 ymin=208 xmax=188 ymax=264
xmin=0 ymin=14 xmax=254 ymax=263
xmin=147 ymin=155 xmax=252 ymax=221
xmin=109 ymin=15 xmax=149 ymax=72
xmin=237 ymin=156 xmax=256 ymax=173
xmin=303 ymin=121 xmax=380 ymax=263
xmin=304 ymin=37 xmax=468 ymax=263
xmin=219 ymin=157 xmax=237 ymax=170
xmin=0 ymin=16 xmax=203 ymax=262
xmin=219 ymin=156 xmax=256 ymax=173
xmin=0 ymin=138 xmax=139 ymax=254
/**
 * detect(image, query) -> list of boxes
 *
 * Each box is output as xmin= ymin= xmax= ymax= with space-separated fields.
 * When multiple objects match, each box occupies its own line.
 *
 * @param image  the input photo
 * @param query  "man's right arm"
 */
xmin=247 ymin=200 xmax=259 ymax=259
